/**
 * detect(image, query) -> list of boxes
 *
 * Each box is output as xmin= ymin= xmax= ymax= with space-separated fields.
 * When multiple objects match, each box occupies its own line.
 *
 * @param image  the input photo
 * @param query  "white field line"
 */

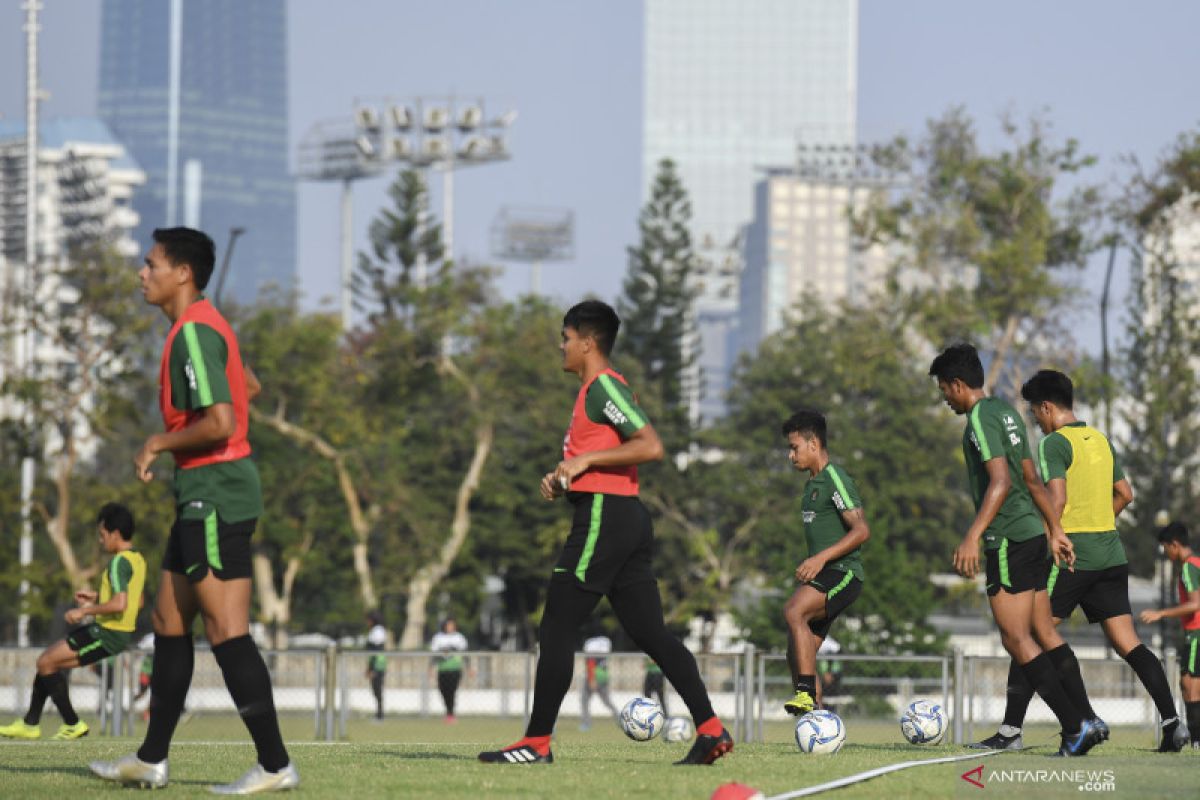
xmin=765 ymin=749 xmax=1008 ymax=799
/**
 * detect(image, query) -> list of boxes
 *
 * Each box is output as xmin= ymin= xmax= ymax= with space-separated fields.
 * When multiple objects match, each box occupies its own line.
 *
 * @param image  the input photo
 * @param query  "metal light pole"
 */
xmin=490 ymin=207 xmax=574 ymax=295
xmin=1100 ymin=235 xmax=1119 ymax=435
xmin=17 ymin=0 xmax=43 ymax=647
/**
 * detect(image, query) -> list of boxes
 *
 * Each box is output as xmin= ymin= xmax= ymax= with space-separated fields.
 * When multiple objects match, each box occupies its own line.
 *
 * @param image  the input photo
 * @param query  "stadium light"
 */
xmin=297 ymin=96 xmax=516 ymax=324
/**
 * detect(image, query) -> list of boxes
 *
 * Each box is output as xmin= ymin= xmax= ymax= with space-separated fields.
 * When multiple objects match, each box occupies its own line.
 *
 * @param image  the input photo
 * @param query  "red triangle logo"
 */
xmin=961 ymin=764 xmax=985 ymax=789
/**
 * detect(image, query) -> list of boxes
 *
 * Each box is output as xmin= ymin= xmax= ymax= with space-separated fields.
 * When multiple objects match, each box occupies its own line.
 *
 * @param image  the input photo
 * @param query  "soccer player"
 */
xmin=929 ymin=344 xmax=1103 ymax=756
xmin=89 ymin=227 xmax=298 ymax=792
xmin=478 ymin=300 xmax=731 ymax=765
xmin=366 ymin=611 xmax=388 ymax=721
xmin=0 ymin=503 xmax=145 ymax=741
xmin=978 ymin=370 xmax=1188 ymax=752
xmin=643 ymin=658 xmax=668 ymax=715
xmin=580 ymin=631 xmax=618 ymax=730
xmin=430 ymin=618 xmax=468 ymax=722
xmin=1141 ymin=522 xmax=1200 ymax=748
xmin=779 ymin=410 xmax=869 ymax=717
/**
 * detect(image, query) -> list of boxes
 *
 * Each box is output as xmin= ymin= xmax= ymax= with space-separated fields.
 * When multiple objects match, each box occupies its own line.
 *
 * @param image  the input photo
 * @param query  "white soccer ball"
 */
xmin=794 ymin=709 xmax=845 ymax=754
xmin=899 ymin=699 xmax=947 ymax=745
xmin=662 ymin=716 xmax=694 ymax=743
xmin=618 ymin=696 xmax=665 ymax=741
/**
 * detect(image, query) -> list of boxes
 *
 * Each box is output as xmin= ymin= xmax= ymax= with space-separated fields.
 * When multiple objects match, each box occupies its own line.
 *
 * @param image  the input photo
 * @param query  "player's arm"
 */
xmin=549 ymin=377 xmax=663 ymax=490
xmin=796 ymin=507 xmax=870 ymax=582
xmin=1023 ymin=457 xmax=1073 ymax=568
xmin=1141 ymin=585 xmax=1200 ymax=623
xmin=1113 ymin=478 xmax=1133 ymax=517
xmin=244 ymin=363 xmax=262 ymax=402
xmin=953 ymin=456 xmax=1009 ymax=578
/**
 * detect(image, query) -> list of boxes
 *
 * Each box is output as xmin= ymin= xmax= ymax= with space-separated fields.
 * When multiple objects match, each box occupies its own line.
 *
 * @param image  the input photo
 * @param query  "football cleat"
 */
xmin=968 ymin=730 xmax=1023 ymax=750
xmin=1090 ymin=717 xmax=1110 ymax=742
xmin=783 ymin=690 xmax=815 ymax=717
xmin=1158 ymin=718 xmax=1189 ymax=753
xmin=1054 ymin=719 xmax=1103 ymax=757
xmin=209 ymin=762 xmax=300 ymax=794
xmin=0 ymin=719 xmax=40 ymax=740
xmin=674 ymin=727 xmax=733 ymax=765
xmin=477 ymin=744 xmax=554 ymax=764
xmin=51 ymin=721 xmax=89 ymax=740
xmin=89 ymin=754 xmax=169 ymax=789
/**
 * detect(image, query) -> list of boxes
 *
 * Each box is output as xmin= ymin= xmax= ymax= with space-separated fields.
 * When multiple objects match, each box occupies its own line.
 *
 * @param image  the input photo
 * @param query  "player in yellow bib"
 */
xmin=977 ymin=370 xmax=1188 ymax=752
xmin=0 ymin=504 xmax=144 ymax=741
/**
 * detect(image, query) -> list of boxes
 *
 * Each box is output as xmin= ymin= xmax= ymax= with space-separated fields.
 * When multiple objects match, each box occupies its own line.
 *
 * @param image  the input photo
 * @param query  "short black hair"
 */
xmin=97 ymin=502 xmax=135 ymax=541
xmin=928 ymin=343 xmax=985 ymax=389
xmin=1021 ymin=369 xmax=1074 ymax=409
xmin=153 ymin=227 xmax=216 ymax=290
xmin=781 ymin=408 xmax=828 ymax=449
xmin=563 ymin=300 xmax=620 ymax=356
xmin=1158 ymin=521 xmax=1189 ymax=546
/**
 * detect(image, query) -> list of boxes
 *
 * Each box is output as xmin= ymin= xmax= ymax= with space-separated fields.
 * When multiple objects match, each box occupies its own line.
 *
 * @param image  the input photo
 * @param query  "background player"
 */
xmin=1141 ymin=522 xmax=1200 ymax=748
xmin=477 ymin=300 xmax=730 ymax=766
xmin=978 ymin=370 xmax=1186 ymax=751
xmin=0 ymin=503 xmax=144 ymax=741
xmin=580 ymin=629 xmax=618 ymax=730
xmin=779 ymin=409 xmax=869 ymax=717
xmin=929 ymin=344 xmax=1102 ymax=756
xmin=430 ymin=617 xmax=468 ymax=723
xmin=89 ymin=227 xmax=296 ymax=793
xmin=365 ymin=611 xmax=388 ymax=721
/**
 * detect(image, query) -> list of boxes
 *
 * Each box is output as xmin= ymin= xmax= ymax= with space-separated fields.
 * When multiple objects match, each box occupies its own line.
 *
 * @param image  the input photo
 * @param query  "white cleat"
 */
xmin=89 ymin=753 xmax=168 ymax=789
xmin=209 ymin=762 xmax=300 ymax=795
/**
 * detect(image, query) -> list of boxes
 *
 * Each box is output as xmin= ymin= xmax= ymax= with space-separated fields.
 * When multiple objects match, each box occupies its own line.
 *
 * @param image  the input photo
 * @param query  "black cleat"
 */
xmin=967 ymin=731 xmax=1023 ymax=750
xmin=674 ymin=728 xmax=733 ymax=765
xmin=1158 ymin=718 xmax=1189 ymax=753
xmin=477 ymin=744 xmax=553 ymax=764
xmin=1090 ymin=717 xmax=1110 ymax=742
xmin=1054 ymin=719 xmax=1103 ymax=757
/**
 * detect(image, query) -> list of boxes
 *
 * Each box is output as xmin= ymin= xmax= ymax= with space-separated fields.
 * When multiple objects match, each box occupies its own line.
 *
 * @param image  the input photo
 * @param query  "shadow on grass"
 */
xmin=364 ymin=749 xmax=462 ymax=761
xmin=0 ymin=764 xmax=209 ymax=787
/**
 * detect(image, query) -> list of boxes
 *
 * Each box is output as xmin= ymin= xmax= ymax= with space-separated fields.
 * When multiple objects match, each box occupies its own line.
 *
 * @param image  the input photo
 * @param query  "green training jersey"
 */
xmin=800 ymin=463 xmax=865 ymax=581
xmin=962 ymin=397 xmax=1044 ymax=550
xmin=1038 ymin=422 xmax=1127 ymax=570
xmin=168 ymin=322 xmax=263 ymax=523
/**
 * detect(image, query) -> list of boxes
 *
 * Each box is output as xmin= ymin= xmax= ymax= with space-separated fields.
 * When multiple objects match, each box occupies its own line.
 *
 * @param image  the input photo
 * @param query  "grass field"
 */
xmin=0 ymin=715 xmax=1193 ymax=798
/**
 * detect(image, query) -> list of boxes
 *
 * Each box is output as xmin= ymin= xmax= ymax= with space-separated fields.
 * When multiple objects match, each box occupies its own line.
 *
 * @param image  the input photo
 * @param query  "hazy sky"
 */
xmin=3 ymin=1 xmax=1199 ymax=354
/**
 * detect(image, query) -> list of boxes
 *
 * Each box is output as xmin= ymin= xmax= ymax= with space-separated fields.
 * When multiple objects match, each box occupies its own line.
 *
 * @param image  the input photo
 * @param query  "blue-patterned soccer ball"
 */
xmin=618 ymin=696 xmax=665 ymax=741
xmin=794 ymin=709 xmax=845 ymax=754
xmin=899 ymin=700 xmax=947 ymax=745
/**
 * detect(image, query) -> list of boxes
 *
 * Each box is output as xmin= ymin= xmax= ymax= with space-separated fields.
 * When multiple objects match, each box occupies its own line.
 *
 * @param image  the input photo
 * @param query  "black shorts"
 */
xmin=162 ymin=502 xmax=255 ymax=583
xmin=1048 ymin=563 xmax=1132 ymax=622
xmin=806 ymin=567 xmax=862 ymax=639
xmin=552 ymin=493 xmax=656 ymax=594
xmin=67 ymin=623 xmax=130 ymax=667
xmin=985 ymin=536 xmax=1049 ymax=596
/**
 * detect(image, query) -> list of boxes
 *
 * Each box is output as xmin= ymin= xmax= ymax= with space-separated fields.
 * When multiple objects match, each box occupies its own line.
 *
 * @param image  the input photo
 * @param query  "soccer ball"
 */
xmin=662 ymin=716 xmax=694 ymax=743
xmin=899 ymin=700 xmax=947 ymax=745
xmin=794 ymin=709 xmax=845 ymax=754
xmin=618 ymin=696 xmax=665 ymax=741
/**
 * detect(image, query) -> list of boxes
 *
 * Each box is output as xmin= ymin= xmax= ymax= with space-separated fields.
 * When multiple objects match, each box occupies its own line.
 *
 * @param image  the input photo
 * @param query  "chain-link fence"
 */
xmin=0 ymin=644 xmax=1182 ymax=744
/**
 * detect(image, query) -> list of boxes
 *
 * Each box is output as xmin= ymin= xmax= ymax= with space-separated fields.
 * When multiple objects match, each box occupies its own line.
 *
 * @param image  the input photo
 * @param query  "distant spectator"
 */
xmin=430 ymin=619 xmax=468 ymax=723
xmin=365 ymin=612 xmax=388 ymax=720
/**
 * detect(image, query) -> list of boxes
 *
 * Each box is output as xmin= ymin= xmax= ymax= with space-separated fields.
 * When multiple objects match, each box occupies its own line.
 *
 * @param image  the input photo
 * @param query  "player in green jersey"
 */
xmin=0 ymin=504 xmax=143 ymax=742
xmin=929 ymin=344 xmax=1103 ymax=756
xmin=779 ymin=409 xmax=870 ymax=716
xmin=979 ymin=370 xmax=1188 ymax=751
xmin=1141 ymin=523 xmax=1200 ymax=748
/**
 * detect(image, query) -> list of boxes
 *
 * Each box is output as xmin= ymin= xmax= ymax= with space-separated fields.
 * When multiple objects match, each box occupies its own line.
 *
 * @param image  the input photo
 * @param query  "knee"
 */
xmin=35 ymin=652 xmax=54 ymax=674
xmin=783 ymin=599 xmax=809 ymax=626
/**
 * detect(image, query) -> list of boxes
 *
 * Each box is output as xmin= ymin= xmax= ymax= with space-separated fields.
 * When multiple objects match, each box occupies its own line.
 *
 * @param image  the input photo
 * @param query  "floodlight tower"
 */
xmin=298 ymin=98 xmax=515 ymax=328
xmin=490 ymin=207 xmax=575 ymax=295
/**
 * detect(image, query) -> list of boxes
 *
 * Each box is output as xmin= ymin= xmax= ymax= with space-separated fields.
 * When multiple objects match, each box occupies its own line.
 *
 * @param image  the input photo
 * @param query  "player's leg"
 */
xmin=580 ymin=674 xmax=593 ymax=730
xmin=35 ymin=638 xmax=88 ymax=735
xmin=1032 ymin=589 xmax=1098 ymax=725
xmin=1100 ymin=614 xmax=1183 ymax=749
xmin=1183 ymin=636 xmax=1200 ymax=746
xmin=608 ymin=579 xmax=731 ymax=764
xmin=782 ymin=584 xmax=826 ymax=715
xmin=371 ymin=670 xmax=385 ymax=719
xmin=598 ymin=682 xmax=617 ymax=716
xmin=0 ymin=640 xmax=79 ymax=739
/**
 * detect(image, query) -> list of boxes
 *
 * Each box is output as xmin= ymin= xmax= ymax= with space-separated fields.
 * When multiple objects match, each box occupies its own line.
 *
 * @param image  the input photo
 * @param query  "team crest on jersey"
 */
xmin=802 ymin=511 xmax=816 ymax=524
xmin=810 ymin=489 xmax=819 ymax=501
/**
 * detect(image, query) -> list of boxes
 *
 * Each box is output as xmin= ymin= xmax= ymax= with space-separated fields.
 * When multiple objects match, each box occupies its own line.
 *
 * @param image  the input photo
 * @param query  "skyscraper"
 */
xmin=98 ymin=0 xmax=294 ymax=303
xmin=643 ymin=0 xmax=857 ymax=420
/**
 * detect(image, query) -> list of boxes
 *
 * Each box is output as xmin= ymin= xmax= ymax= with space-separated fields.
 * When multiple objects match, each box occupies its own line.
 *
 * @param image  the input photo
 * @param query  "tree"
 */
xmin=1118 ymin=131 xmax=1200 ymax=573
xmin=856 ymin=108 xmax=1102 ymax=396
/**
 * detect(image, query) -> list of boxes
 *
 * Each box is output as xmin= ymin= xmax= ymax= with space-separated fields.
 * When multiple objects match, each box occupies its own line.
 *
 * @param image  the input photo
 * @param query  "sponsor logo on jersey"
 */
xmin=832 ymin=492 xmax=847 ymax=511
xmin=185 ymin=361 xmax=198 ymax=391
xmin=603 ymin=400 xmax=628 ymax=427
xmin=802 ymin=511 xmax=817 ymax=524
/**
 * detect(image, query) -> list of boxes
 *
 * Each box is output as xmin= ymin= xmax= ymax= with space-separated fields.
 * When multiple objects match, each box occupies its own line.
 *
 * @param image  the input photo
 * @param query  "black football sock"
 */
xmin=1047 ymin=644 xmax=1095 ymax=719
xmin=42 ymin=671 xmax=79 ymax=726
xmin=1123 ymin=645 xmax=1177 ymax=721
xmin=137 ymin=634 xmax=194 ymax=764
xmin=1001 ymin=658 xmax=1034 ymax=730
xmin=1187 ymin=701 xmax=1200 ymax=743
xmin=23 ymin=675 xmax=50 ymax=725
xmin=1021 ymin=652 xmax=1083 ymax=734
xmin=795 ymin=675 xmax=817 ymax=696
xmin=213 ymin=635 xmax=290 ymax=773
xmin=525 ymin=580 xmax=602 ymax=737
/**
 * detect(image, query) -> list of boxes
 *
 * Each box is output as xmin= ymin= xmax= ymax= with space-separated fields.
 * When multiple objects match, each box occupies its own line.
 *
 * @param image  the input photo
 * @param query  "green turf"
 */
xmin=0 ymin=716 xmax=1193 ymax=798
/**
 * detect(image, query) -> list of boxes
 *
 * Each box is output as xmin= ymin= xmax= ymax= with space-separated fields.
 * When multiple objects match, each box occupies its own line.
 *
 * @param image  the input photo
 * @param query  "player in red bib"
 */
xmin=479 ymin=300 xmax=731 ymax=766
xmin=89 ymin=228 xmax=297 ymax=793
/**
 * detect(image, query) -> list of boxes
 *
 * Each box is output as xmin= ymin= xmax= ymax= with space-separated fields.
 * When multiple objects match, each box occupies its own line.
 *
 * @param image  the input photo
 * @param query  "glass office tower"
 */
xmin=643 ymin=0 xmax=857 ymax=420
xmin=98 ymin=0 xmax=295 ymax=303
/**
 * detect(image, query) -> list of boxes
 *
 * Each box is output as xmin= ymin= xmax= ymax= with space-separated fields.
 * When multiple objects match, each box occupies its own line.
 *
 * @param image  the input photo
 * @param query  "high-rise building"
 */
xmin=738 ymin=150 xmax=892 ymax=354
xmin=98 ymin=0 xmax=294 ymax=303
xmin=643 ymin=0 xmax=858 ymax=421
